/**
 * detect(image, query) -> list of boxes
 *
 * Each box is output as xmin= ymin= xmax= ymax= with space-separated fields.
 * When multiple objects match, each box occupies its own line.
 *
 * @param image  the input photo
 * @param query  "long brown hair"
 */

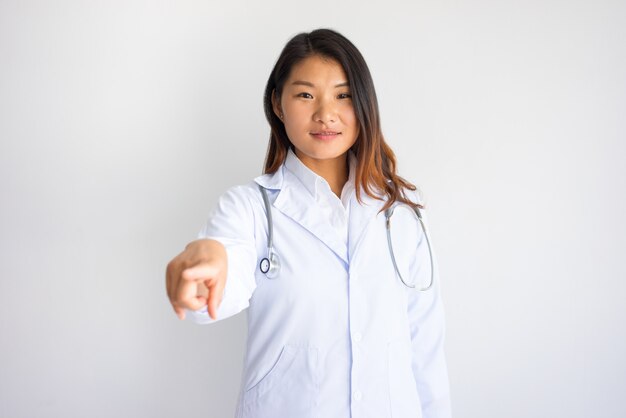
xmin=263 ymin=29 xmax=421 ymax=211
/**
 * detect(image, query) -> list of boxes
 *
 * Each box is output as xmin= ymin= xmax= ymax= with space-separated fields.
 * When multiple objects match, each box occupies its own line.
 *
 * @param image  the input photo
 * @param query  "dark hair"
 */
xmin=263 ymin=28 xmax=420 ymax=211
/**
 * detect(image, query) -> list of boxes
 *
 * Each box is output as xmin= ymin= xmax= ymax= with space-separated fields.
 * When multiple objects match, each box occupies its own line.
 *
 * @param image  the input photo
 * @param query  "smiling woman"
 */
xmin=262 ymin=30 xmax=420 ymax=213
xmin=165 ymin=28 xmax=451 ymax=418
xmin=271 ymin=55 xmax=360 ymax=195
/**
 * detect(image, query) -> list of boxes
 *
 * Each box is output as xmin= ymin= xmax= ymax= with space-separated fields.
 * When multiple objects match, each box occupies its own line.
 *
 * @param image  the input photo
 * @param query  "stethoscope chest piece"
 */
xmin=258 ymin=184 xmax=281 ymax=279
xmin=259 ymin=251 xmax=280 ymax=279
xmin=259 ymin=257 xmax=270 ymax=274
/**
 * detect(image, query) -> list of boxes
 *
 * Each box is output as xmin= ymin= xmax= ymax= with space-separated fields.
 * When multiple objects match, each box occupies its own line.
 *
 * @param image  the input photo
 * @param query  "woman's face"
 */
xmin=274 ymin=55 xmax=359 ymax=169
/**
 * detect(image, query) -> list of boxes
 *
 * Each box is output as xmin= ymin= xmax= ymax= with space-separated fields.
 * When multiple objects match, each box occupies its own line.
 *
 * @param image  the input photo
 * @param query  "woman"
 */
xmin=166 ymin=28 xmax=451 ymax=418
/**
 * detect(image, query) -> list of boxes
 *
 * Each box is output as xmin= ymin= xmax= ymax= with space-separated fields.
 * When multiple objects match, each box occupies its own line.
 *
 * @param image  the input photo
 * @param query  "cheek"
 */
xmin=344 ymin=108 xmax=359 ymax=132
xmin=348 ymin=113 xmax=360 ymax=145
xmin=284 ymin=103 xmax=310 ymax=123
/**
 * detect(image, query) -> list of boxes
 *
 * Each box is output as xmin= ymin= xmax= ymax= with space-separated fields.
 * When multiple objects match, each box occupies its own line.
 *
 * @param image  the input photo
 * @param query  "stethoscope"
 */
xmin=258 ymin=185 xmax=434 ymax=291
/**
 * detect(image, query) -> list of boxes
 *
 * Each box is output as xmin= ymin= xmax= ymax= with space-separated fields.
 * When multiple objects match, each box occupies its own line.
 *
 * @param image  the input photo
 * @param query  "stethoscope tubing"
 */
xmin=259 ymin=184 xmax=434 ymax=291
xmin=384 ymin=206 xmax=434 ymax=291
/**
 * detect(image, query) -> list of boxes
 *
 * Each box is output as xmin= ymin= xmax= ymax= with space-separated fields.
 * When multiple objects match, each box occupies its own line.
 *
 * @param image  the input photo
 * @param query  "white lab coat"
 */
xmin=187 ymin=151 xmax=451 ymax=418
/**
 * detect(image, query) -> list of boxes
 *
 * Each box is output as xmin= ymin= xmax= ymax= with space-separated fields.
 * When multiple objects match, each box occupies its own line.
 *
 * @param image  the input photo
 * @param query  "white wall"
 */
xmin=1 ymin=1 xmax=624 ymax=417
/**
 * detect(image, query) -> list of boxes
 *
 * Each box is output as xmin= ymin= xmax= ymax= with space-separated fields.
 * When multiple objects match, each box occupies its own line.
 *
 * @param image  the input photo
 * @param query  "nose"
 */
xmin=313 ymin=98 xmax=337 ymax=125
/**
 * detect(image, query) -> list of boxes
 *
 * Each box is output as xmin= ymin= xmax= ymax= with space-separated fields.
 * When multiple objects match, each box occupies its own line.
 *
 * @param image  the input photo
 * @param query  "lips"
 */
xmin=310 ymin=131 xmax=341 ymax=140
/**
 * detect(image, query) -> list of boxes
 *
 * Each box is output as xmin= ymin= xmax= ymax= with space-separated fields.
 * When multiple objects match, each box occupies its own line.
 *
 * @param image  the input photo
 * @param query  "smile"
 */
xmin=310 ymin=131 xmax=341 ymax=140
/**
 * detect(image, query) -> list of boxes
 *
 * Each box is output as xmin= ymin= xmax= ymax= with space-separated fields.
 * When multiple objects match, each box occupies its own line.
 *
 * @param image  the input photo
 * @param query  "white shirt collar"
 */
xmin=284 ymin=149 xmax=318 ymax=199
xmin=283 ymin=148 xmax=356 ymax=204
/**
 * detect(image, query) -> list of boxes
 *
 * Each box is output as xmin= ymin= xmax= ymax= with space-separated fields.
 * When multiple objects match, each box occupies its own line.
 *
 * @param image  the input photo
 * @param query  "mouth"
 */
xmin=310 ymin=131 xmax=341 ymax=140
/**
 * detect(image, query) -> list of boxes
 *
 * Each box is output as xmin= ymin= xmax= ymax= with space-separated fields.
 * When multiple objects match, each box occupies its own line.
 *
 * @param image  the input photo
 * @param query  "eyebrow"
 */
xmin=291 ymin=80 xmax=349 ymax=88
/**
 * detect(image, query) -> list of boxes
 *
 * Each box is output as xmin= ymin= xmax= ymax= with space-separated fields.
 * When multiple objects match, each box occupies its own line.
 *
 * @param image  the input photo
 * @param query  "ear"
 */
xmin=271 ymin=89 xmax=284 ymax=120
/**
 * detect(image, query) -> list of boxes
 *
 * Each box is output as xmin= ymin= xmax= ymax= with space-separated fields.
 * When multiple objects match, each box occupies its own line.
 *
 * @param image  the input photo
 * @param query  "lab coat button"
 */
xmin=353 ymin=390 xmax=362 ymax=401
xmin=353 ymin=332 xmax=362 ymax=342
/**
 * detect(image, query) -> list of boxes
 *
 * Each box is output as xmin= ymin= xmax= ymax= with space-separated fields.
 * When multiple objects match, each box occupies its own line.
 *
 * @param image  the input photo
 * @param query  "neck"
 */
xmin=295 ymin=151 xmax=349 ymax=198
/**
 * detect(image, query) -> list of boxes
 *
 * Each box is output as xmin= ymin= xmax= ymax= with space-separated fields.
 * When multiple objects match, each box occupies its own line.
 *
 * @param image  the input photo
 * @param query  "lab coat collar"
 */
xmin=253 ymin=149 xmax=384 ymax=265
xmin=280 ymin=150 xmax=349 ymax=264
xmin=254 ymin=168 xmax=283 ymax=190
xmin=253 ymin=149 xmax=318 ymax=192
xmin=253 ymin=150 xmax=347 ymax=264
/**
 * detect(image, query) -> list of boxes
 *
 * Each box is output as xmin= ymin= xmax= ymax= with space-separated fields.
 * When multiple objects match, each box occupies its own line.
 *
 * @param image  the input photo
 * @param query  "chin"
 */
xmin=301 ymin=149 xmax=350 ymax=162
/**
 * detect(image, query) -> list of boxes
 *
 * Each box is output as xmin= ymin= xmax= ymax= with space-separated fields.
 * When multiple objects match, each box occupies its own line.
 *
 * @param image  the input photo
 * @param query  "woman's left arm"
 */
xmin=407 ymin=213 xmax=452 ymax=418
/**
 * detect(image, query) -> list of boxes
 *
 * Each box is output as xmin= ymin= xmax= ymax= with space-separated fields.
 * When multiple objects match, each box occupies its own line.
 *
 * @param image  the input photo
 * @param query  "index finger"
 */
xmin=182 ymin=263 xmax=220 ymax=282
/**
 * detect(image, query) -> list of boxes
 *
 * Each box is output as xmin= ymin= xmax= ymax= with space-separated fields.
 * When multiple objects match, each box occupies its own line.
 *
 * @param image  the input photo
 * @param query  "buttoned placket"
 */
xmin=348 ymin=259 xmax=366 ymax=416
xmin=313 ymin=169 xmax=367 ymax=415
xmin=286 ymin=150 xmax=369 ymax=415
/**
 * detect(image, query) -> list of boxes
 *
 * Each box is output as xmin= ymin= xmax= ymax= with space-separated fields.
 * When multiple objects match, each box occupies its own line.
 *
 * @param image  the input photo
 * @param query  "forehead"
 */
xmin=286 ymin=55 xmax=347 ymax=84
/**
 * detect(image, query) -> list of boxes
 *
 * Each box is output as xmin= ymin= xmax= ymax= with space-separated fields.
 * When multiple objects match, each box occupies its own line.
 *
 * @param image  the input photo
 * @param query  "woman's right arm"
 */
xmin=165 ymin=185 xmax=259 ymax=323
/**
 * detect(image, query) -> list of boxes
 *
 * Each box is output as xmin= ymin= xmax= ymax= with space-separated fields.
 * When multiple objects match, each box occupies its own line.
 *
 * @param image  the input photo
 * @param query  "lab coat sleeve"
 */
xmin=407 ymin=210 xmax=452 ymax=418
xmin=185 ymin=185 xmax=258 ymax=325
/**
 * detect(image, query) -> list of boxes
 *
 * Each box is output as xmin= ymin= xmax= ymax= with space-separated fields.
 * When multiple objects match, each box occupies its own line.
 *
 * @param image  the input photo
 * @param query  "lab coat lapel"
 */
xmin=348 ymin=191 xmax=383 ymax=261
xmin=272 ymin=173 xmax=349 ymax=265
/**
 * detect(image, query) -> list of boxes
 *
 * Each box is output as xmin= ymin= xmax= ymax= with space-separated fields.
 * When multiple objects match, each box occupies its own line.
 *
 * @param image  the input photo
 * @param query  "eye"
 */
xmin=338 ymin=93 xmax=352 ymax=99
xmin=297 ymin=92 xmax=313 ymax=99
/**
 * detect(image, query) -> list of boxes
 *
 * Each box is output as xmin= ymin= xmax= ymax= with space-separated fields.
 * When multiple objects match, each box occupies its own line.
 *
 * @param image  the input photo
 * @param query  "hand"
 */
xmin=166 ymin=239 xmax=227 ymax=320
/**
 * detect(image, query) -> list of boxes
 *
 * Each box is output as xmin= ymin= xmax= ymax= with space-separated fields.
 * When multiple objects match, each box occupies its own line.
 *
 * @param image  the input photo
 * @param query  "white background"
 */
xmin=1 ymin=1 xmax=625 ymax=417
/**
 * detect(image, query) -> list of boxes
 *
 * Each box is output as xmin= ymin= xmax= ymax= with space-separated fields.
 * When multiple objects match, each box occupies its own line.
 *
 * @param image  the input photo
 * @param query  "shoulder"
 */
xmin=253 ymin=166 xmax=285 ymax=191
xmin=404 ymin=186 xmax=425 ymax=206
xmin=215 ymin=167 xmax=284 ymax=211
xmin=215 ymin=182 xmax=262 ymax=215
